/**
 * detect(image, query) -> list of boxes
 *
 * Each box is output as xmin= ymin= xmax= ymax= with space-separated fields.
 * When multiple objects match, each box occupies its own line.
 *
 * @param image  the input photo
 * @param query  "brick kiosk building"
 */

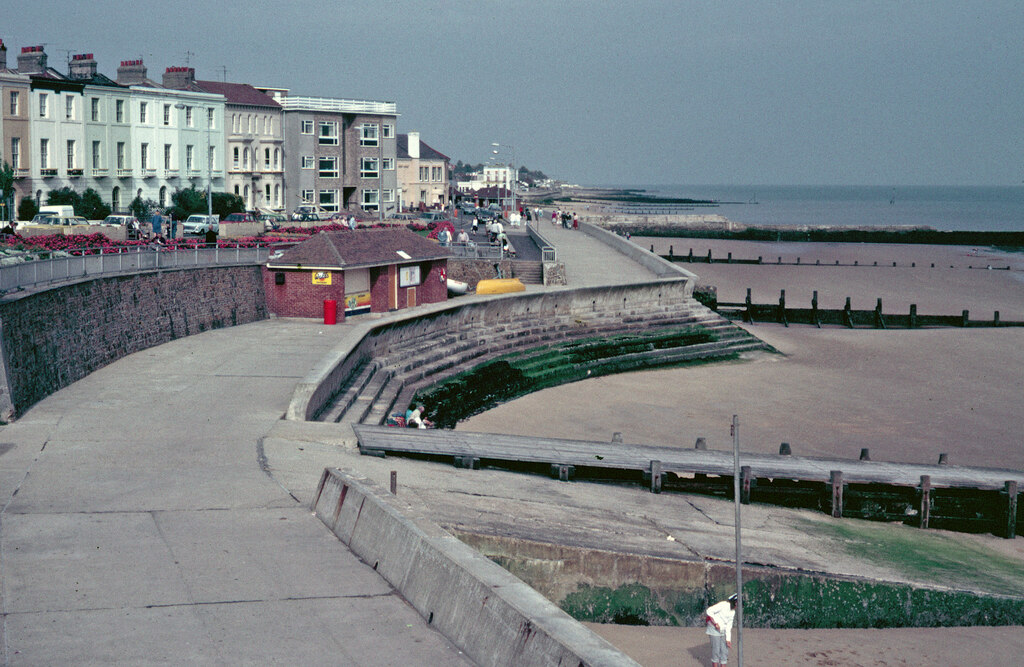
xmin=263 ymin=228 xmax=450 ymax=321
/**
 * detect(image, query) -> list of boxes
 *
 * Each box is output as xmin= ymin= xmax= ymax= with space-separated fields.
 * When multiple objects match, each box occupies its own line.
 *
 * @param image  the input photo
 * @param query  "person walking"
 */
xmin=705 ymin=593 xmax=737 ymax=667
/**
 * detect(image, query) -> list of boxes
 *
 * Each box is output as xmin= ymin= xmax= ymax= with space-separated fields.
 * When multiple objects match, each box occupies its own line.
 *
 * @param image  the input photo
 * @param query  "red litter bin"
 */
xmin=323 ymin=299 xmax=337 ymax=325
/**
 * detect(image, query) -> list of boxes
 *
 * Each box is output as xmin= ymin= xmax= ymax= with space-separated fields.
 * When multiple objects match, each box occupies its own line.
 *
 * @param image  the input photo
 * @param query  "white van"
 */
xmin=38 ymin=205 xmax=75 ymax=218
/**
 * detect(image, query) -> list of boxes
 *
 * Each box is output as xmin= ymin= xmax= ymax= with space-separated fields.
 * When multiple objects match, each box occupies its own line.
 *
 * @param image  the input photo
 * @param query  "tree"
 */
xmin=46 ymin=187 xmax=84 ymax=214
xmin=128 ymin=195 xmax=156 ymax=221
xmin=211 ymin=192 xmax=244 ymax=218
xmin=169 ymin=186 xmax=207 ymax=220
xmin=81 ymin=188 xmax=111 ymax=221
xmin=0 ymin=161 xmax=14 ymax=223
xmin=18 ymin=196 xmax=38 ymax=221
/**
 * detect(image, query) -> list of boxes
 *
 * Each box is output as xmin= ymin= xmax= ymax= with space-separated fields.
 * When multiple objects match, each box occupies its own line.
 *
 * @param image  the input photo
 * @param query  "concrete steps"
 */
xmin=315 ymin=297 xmax=773 ymax=424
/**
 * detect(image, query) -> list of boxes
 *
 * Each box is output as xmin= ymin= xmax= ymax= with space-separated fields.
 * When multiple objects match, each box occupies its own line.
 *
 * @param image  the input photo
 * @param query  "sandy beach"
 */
xmin=463 ymin=238 xmax=1024 ymax=469
xmin=456 ymin=235 xmax=1024 ymax=666
xmin=585 ymin=623 xmax=1024 ymax=667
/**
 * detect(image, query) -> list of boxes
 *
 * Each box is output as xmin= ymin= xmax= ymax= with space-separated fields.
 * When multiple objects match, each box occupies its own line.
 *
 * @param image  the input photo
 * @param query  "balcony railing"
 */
xmin=116 ymin=168 xmax=133 ymax=178
xmin=277 ymin=96 xmax=396 ymax=115
xmin=13 ymin=168 xmax=29 ymax=179
xmin=92 ymin=168 xmax=108 ymax=177
xmin=40 ymin=168 xmax=58 ymax=177
xmin=164 ymin=168 xmax=179 ymax=178
xmin=142 ymin=168 xmax=157 ymax=178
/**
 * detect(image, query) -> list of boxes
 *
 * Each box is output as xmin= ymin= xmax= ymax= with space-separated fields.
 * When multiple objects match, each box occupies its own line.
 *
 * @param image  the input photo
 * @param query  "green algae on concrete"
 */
xmin=413 ymin=326 xmax=719 ymax=427
xmin=796 ymin=517 xmax=1024 ymax=597
xmin=560 ymin=583 xmax=676 ymax=626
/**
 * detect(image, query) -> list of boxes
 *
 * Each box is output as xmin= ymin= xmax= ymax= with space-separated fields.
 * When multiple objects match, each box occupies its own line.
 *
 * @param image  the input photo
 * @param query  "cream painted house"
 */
xmin=396 ymin=132 xmax=449 ymax=209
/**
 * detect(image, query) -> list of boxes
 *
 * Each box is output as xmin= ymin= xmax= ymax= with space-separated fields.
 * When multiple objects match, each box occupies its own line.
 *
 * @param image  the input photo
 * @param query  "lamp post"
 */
xmin=175 ymin=103 xmax=214 ymax=217
xmin=205 ymin=107 xmax=213 ymax=217
xmin=491 ymin=142 xmax=515 ymax=216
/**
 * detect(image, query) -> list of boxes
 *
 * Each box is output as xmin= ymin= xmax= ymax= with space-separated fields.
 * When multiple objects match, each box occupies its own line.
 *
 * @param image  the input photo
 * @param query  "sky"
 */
xmin=7 ymin=1 xmax=1024 ymax=187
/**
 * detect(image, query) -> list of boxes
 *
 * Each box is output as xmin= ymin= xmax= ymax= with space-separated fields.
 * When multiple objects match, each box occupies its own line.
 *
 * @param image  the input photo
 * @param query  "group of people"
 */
xmin=551 ymin=209 xmax=579 ymax=229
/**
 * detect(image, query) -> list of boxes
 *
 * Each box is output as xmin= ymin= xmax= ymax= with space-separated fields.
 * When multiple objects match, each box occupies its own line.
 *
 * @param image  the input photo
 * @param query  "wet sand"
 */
xmin=463 ymin=240 xmax=1024 ymax=469
xmin=459 ymin=238 xmax=1024 ymax=666
xmin=585 ymin=623 xmax=1024 ymax=667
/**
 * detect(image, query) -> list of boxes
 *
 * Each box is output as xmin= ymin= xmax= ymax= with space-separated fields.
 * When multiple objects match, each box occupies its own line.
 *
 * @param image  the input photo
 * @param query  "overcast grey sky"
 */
xmin=8 ymin=1 xmax=1024 ymax=186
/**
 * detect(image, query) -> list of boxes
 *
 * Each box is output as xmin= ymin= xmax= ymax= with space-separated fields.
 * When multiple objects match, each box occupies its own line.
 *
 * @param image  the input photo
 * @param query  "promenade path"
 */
xmin=0 ymin=224 xmax=654 ymax=664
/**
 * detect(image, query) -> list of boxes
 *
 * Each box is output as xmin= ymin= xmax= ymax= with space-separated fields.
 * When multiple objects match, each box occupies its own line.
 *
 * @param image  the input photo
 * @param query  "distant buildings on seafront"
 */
xmin=0 ymin=40 xmax=454 ymax=218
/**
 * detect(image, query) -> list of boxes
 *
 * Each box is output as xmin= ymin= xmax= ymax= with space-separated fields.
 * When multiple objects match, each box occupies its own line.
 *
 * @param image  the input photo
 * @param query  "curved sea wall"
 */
xmin=286 ymin=279 xmax=694 ymax=422
xmin=0 ymin=266 xmax=267 ymax=420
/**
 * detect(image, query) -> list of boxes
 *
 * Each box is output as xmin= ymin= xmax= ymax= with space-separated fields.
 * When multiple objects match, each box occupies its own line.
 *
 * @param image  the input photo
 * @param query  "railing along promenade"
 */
xmin=0 ymin=243 xmax=279 ymax=294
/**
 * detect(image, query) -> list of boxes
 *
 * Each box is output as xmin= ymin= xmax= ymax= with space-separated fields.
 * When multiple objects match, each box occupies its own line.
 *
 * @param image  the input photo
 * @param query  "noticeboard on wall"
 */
xmin=398 ymin=265 xmax=421 ymax=288
xmin=312 ymin=271 xmax=332 ymax=285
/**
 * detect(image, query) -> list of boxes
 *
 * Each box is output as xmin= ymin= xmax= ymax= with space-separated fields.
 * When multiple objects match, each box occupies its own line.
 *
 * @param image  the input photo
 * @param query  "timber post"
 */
xmin=778 ymin=289 xmax=788 ymax=326
xmin=962 ymin=310 xmax=970 ymax=327
xmin=811 ymin=290 xmax=821 ymax=328
xmin=741 ymin=465 xmax=752 ymax=504
xmin=843 ymin=297 xmax=854 ymax=328
xmin=830 ymin=470 xmax=844 ymax=518
xmin=650 ymin=460 xmax=662 ymax=494
xmin=918 ymin=475 xmax=931 ymax=529
xmin=390 ymin=470 xmax=397 ymax=495
xmin=744 ymin=288 xmax=754 ymax=323
xmin=910 ymin=304 xmax=918 ymax=329
xmin=551 ymin=464 xmax=574 ymax=482
xmin=1004 ymin=481 xmax=1018 ymax=539
xmin=874 ymin=298 xmax=886 ymax=329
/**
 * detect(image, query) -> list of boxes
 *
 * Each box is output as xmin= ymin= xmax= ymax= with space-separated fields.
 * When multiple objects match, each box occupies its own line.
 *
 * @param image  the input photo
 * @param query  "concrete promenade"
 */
xmin=0 ymin=225 xmax=648 ymax=664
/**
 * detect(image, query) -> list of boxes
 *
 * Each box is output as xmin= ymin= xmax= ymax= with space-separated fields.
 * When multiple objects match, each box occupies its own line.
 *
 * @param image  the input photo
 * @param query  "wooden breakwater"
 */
xmin=656 ymin=245 xmax=1017 ymax=270
xmin=353 ymin=425 xmax=1022 ymax=539
xmin=714 ymin=289 xmax=1021 ymax=329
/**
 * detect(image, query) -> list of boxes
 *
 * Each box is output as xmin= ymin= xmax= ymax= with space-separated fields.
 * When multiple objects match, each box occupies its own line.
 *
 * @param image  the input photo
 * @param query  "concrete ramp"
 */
xmin=311 ymin=467 xmax=640 ymax=667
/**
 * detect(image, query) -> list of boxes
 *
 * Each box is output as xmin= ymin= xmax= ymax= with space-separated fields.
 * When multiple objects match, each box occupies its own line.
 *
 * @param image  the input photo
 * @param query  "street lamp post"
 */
xmin=491 ymin=142 xmax=515 ymax=217
xmin=205 ymin=107 xmax=213 ymax=217
xmin=175 ymin=103 xmax=214 ymax=217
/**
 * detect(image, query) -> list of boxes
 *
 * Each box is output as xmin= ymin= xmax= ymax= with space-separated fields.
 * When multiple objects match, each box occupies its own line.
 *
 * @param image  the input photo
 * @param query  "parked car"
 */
xmin=389 ymin=213 xmax=418 ymax=221
xmin=419 ymin=211 xmax=449 ymax=223
xmin=474 ymin=207 xmax=496 ymax=222
xmin=459 ymin=201 xmax=477 ymax=214
xmin=182 ymin=214 xmax=220 ymax=235
xmin=223 ymin=212 xmax=256 ymax=224
xmin=258 ymin=213 xmax=287 ymax=231
xmin=102 ymin=214 xmax=139 ymax=227
xmin=30 ymin=214 xmax=89 ymax=226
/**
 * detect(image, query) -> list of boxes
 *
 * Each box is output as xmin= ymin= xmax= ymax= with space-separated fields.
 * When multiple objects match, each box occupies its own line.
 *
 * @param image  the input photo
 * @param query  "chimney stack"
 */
xmin=408 ymin=132 xmax=420 ymax=159
xmin=116 ymin=59 xmax=147 ymax=85
xmin=69 ymin=53 xmax=98 ymax=80
xmin=0 ymin=40 xmax=7 ymax=69
xmin=17 ymin=45 xmax=47 ymax=73
xmin=162 ymin=66 xmax=195 ymax=90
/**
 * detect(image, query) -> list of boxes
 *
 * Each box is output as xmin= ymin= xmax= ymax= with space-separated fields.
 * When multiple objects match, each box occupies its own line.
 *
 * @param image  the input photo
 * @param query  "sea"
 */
xmin=609 ymin=185 xmax=1024 ymax=233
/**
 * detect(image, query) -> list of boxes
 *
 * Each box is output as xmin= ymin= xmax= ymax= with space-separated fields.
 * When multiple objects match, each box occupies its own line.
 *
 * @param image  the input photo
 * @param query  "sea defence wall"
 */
xmin=0 ymin=266 xmax=267 ymax=420
xmin=579 ymin=221 xmax=699 ymax=284
xmin=311 ymin=467 xmax=640 ymax=667
xmin=285 ymin=278 xmax=695 ymax=422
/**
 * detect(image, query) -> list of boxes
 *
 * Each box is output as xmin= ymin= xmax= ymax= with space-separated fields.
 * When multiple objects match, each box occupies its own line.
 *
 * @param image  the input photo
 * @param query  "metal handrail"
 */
xmin=0 ymin=243 xmax=279 ymax=294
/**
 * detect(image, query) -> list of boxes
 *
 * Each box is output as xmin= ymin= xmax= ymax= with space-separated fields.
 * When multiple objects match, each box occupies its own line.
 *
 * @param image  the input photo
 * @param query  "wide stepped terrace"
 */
xmin=310 ymin=282 xmax=772 ymax=428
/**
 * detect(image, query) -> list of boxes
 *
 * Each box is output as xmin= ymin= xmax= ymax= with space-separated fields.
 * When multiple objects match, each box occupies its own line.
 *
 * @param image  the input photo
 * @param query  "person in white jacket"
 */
xmin=705 ymin=593 xmax=738 ymax=666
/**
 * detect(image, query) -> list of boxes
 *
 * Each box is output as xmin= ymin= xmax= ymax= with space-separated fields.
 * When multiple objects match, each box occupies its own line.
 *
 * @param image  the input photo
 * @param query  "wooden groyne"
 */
xmin=715 ymin=288 xmax=1020 ymax=329
xmin=353 ymin=425 xmax=1022 ymax=539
